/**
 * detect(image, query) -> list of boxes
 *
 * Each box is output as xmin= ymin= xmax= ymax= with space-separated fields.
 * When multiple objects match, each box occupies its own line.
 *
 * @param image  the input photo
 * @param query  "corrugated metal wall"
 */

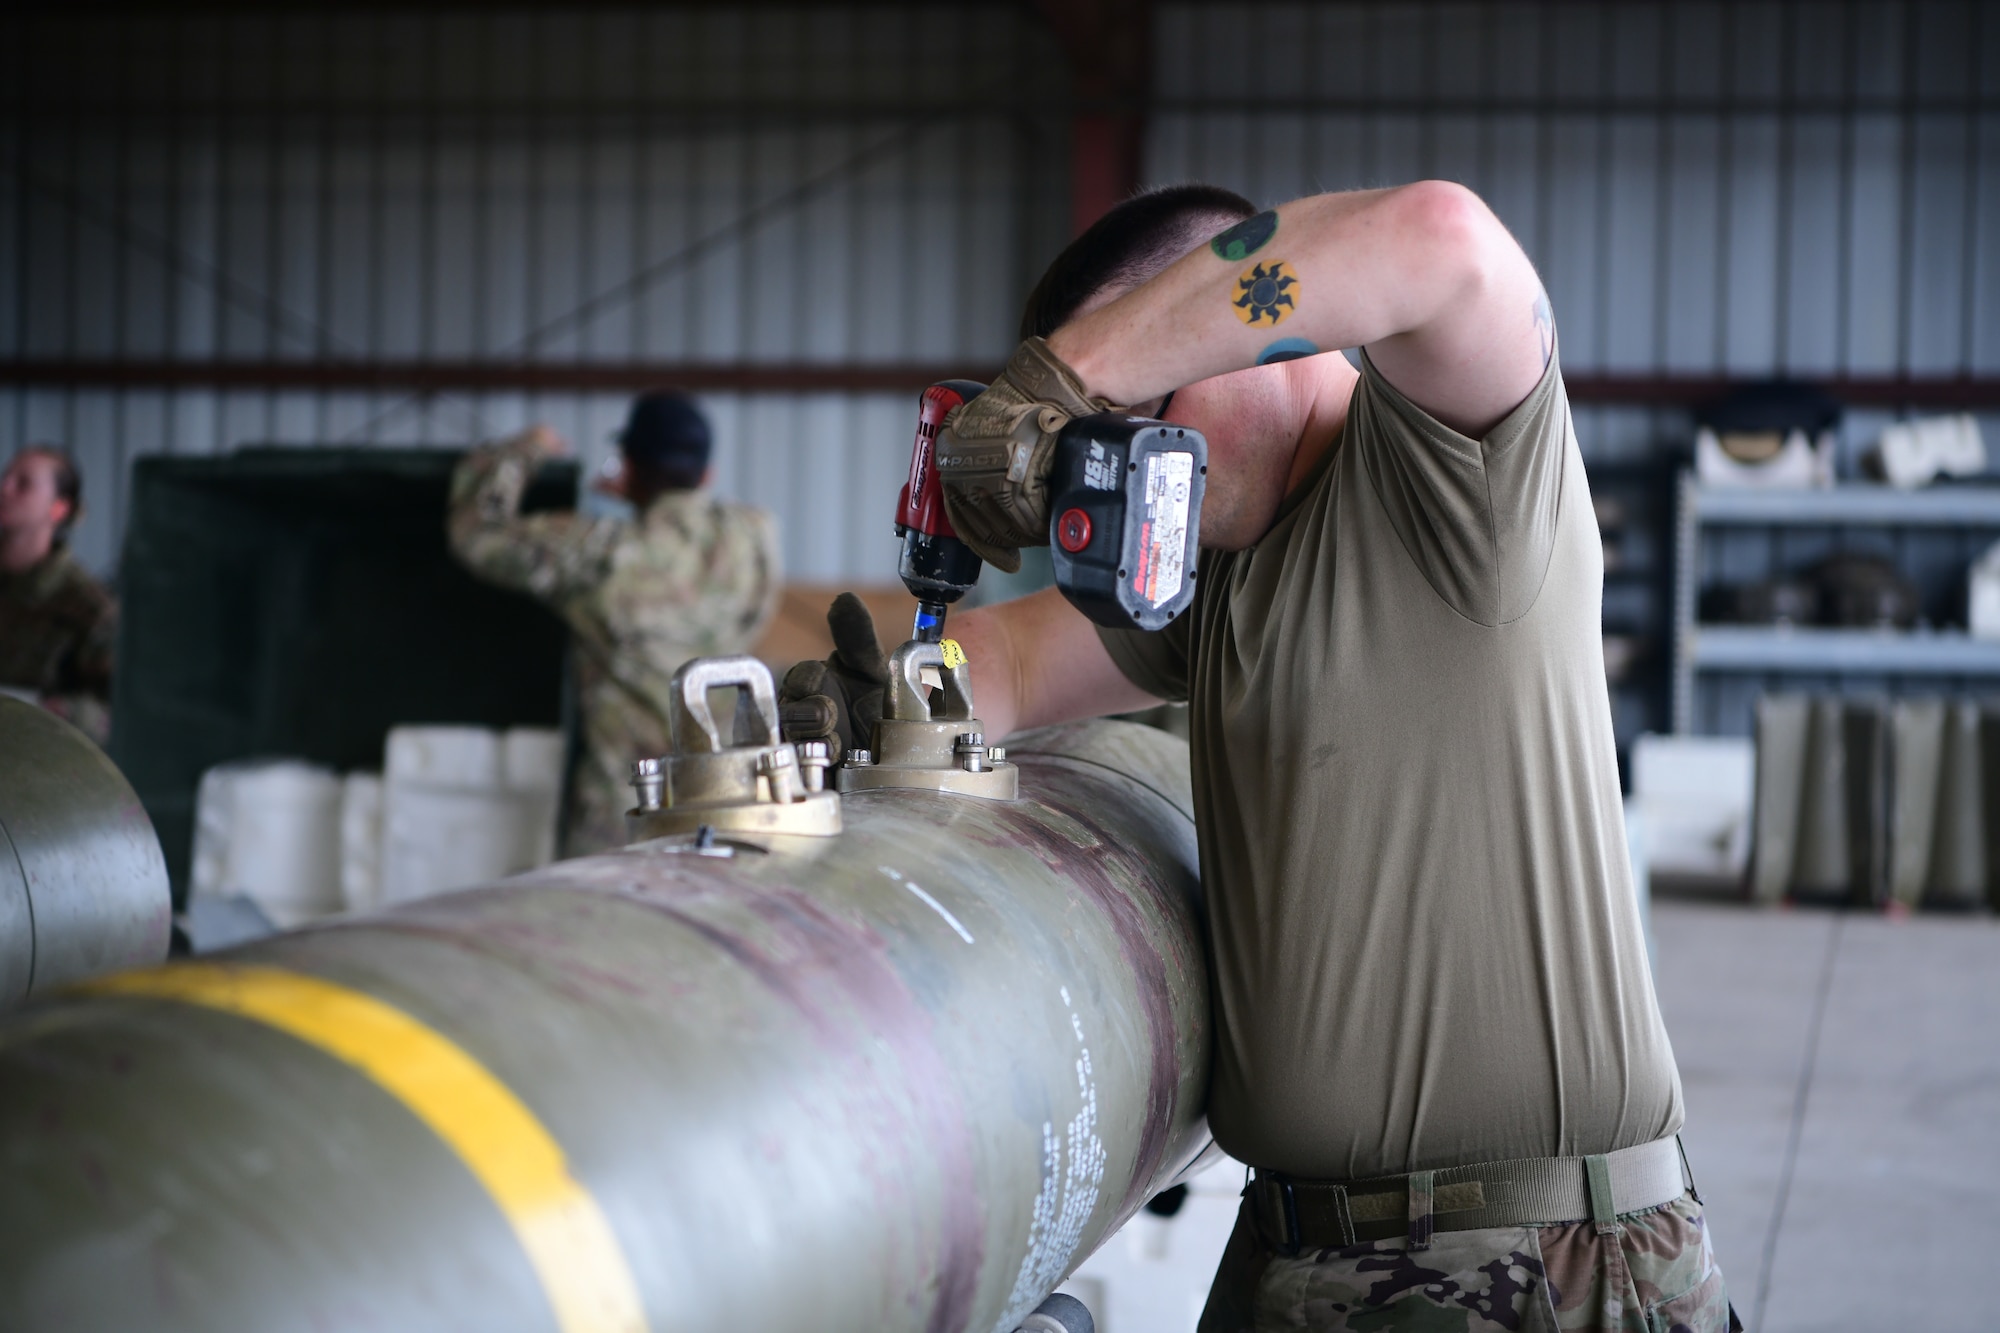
xmin=5 ymin=2 xmax=1997 ymax=582
xmin=0 ymin=6 xmax=1070 ymax=579
xmin=1149 ymin=0 xmax=2000 ymax=462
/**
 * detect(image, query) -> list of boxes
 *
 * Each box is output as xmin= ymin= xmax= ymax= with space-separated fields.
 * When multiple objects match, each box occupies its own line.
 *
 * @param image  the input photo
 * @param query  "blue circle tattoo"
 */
xmin=1256 ymin=337 xmax=1320 ymax=365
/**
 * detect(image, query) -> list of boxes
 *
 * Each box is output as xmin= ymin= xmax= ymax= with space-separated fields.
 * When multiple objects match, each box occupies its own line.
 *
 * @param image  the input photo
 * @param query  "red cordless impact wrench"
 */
xmin=895 ymin=381 xmax=1209 ymax=643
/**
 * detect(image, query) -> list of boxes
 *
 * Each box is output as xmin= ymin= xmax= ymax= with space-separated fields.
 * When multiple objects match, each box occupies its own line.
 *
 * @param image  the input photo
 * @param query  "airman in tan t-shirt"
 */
xmin=1099 ymin=348 xmax=1680 ymax=1180
xmin=787 ymin=179 xmax=1731 ymax=1331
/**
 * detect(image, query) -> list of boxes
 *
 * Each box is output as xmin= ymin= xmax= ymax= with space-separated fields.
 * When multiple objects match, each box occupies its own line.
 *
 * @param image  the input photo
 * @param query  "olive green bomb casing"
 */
xmin=0 ymin=720 xmax=1209 ymax=1333
xmin=0 ymin=695 xmax=171 ymax=1003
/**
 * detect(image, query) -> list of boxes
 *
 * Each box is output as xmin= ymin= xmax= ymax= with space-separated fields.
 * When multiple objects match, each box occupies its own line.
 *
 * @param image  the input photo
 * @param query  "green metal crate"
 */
xmin=111 ymin=447 xmax=576 ymax=904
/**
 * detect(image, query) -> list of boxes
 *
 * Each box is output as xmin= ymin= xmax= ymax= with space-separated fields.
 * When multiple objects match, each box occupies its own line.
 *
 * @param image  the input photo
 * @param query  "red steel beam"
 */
xmin=0 ymin=360 xmax=989 ymax=395
xmin=1031 ymin=0 xmax=1154 ymax=236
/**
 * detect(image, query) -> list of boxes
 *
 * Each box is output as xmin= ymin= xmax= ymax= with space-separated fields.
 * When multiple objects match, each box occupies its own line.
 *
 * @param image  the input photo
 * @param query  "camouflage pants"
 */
xmin=1197 ymin=1192 xmax=1739 ymax=1333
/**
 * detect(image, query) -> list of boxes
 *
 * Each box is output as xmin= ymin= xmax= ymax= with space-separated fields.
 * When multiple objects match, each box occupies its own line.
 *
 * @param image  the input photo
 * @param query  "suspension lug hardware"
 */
xmin=758 ymin=747 xmax=800 ymax=806
xmin=631 ymin=757 xmax=666 ymax=812
xmin=624 ymin=656 xmax=842 ymax=842
xmin=955 ymin=732 xmax=989 ymax=773
xmin=796 ymin=741 xmax=831 ymax=792
xmin=837 ymin=641 xmax=1016 ymax=800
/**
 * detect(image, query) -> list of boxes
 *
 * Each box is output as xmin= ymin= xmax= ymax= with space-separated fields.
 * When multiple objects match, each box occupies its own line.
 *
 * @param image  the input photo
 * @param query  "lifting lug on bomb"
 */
xmin=838 ymin=638 xmax=1019 ymax=800
xmin=627 ymin=654 xmax=844 ymax=840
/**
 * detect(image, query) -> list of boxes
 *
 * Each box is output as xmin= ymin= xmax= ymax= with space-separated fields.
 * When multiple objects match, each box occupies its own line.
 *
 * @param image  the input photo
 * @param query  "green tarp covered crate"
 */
xmin=112 ymin=447 xmax=576 ymax=904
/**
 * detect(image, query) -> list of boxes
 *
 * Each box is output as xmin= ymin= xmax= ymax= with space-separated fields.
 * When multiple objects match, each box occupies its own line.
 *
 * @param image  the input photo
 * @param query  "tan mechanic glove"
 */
xmin=777 ymin=592 xmax=888 ymax=762
xmin=935 ymin=337 xmax=1115 ymax=573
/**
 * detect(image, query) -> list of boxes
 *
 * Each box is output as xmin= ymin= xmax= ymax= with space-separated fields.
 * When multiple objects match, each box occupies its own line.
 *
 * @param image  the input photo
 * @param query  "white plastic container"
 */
xmin=189 ymin=760 xmax=345 ymax=926
xmin=1630 ymin=733 xmax=1755 ymax=883
xmin=378 ymin=725 xmax=562 ymax=905
xmin=1876 ymin=413 xmax=1986 ymax=489
xmin=1695 ymin=426 xmax=1834 ymax=489
xmin=502 ymin=727 xmax=565 ymax=794
xmin=1969 ymin=539 xmax=2000 ymax=640
xmin=339 ymin=773 xmax=385 ymax=913
xmin=385 ymin=726 xmax=504 ymax=789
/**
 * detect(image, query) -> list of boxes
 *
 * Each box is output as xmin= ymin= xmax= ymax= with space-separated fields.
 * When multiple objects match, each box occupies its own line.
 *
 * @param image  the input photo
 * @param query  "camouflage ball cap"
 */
xmin=935 ymin=337 xmax=1113 ymax=573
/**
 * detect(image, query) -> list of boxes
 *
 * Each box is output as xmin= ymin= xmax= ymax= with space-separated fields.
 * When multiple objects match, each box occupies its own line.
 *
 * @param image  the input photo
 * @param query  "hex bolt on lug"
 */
xmin=631 ymin=757 xmax=666 ymax=812
xmin=758 ymin=747 xmax=800 ymax=805
xmin=796 ymin=741 xmax=831 ymax=792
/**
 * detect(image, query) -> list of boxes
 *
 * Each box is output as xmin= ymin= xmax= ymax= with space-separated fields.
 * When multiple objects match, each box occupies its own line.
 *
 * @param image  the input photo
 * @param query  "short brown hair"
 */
xmin=1019 ymin=183 xmax=1257 ymax=341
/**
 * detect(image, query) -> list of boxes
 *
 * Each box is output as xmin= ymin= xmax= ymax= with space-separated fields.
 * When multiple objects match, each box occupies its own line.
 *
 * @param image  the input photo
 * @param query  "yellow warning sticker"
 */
xmin=81 ymin=963 xmax=648 ymax=1333
xmin=940 ymin=638 xmax=967 ymax=670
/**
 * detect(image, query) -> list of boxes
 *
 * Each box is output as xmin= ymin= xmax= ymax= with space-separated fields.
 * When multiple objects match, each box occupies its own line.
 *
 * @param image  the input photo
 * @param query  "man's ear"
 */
xmin=49 ymin=496 xmax=75 ymax=532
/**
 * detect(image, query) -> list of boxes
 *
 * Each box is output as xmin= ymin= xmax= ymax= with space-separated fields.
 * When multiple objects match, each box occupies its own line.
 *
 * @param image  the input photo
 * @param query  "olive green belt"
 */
xmin=1246 ymin=1134 xmax=1693 ymax=1253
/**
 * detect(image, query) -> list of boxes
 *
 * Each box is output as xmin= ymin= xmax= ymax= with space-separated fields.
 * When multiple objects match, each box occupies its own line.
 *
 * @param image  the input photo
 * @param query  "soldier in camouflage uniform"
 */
xmin=0 ymin=446 xmax=114 ymax=745
xmin=449 ymin=394 xmax=779 ymax=856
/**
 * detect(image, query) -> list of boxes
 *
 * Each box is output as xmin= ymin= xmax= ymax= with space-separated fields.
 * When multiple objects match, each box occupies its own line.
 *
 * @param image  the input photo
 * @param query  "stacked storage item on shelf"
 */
xmin=1672 ymin=391 xmax=2000 ymax=740
xmin=1750 ymin=692 xmax=1996 ymax=911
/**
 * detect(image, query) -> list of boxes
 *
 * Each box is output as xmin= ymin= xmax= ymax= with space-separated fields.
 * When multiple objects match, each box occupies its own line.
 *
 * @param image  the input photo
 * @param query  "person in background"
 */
xmin=0 ymin=445 xmax=115 ymax=745
xmin=448 ymin=392 xmax=780 ymax=856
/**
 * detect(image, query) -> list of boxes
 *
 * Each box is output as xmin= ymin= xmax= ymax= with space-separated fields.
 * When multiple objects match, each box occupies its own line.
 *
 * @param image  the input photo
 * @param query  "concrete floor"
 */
xmin=1655 ymin=897 xmax=2000 ymax=1333
xmin=1065 ymin=897 xmax=2000 ymax=1332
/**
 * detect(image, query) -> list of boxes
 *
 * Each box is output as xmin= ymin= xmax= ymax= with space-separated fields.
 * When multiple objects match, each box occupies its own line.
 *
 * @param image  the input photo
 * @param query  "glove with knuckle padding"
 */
xmin=935 ymin=336 xmax=1117 ymax=574
xmin=777 ymin=592 xmax=888 ymax=762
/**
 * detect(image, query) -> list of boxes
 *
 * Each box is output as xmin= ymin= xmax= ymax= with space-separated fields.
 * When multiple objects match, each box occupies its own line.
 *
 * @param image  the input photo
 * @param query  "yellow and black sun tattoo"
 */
xmin=1233 ymin=260 xmax=1298 ymax=326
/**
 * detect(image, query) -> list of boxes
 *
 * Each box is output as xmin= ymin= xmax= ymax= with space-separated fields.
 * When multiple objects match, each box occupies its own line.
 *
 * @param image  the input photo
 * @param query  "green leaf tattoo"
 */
xmin=1211 ymin=210 xmax=1279 ymax=263
xmin=1533 ymin=287 xmax=1555 ymax=370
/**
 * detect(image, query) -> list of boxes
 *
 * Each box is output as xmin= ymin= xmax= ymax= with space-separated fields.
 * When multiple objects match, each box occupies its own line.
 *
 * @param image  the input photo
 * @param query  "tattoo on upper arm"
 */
xmin=1257 ymin=337 xmax=1319 ymax=365
xmin=1233 ymin=261 xmax=1297 ymax=326
xmin=1533 ymin=287 xmax=1555 ymax=371
xmin=1211 ymin=209 xmax=1279 ymax=262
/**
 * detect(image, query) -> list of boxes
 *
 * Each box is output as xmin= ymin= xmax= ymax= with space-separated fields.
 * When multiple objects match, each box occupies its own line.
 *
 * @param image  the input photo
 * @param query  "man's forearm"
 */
xmin=947 ymin=588 xmax=1161 ymax=742
xmin=1048 ymin=181 xmax=1547 ymax=437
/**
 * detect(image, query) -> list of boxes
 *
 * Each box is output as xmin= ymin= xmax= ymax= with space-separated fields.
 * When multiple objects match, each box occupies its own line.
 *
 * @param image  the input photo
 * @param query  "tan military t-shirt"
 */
xmin=1099 ymin=351 xmax=1682 ymax=1180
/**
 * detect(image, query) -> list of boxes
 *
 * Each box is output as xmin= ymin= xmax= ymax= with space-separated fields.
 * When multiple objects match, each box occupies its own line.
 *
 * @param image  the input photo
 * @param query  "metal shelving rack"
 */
xmin=1672 ymin=476 xmax=2000 ymax=733
xmin=1588 ymin=459 xmax=1678 ymax=783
